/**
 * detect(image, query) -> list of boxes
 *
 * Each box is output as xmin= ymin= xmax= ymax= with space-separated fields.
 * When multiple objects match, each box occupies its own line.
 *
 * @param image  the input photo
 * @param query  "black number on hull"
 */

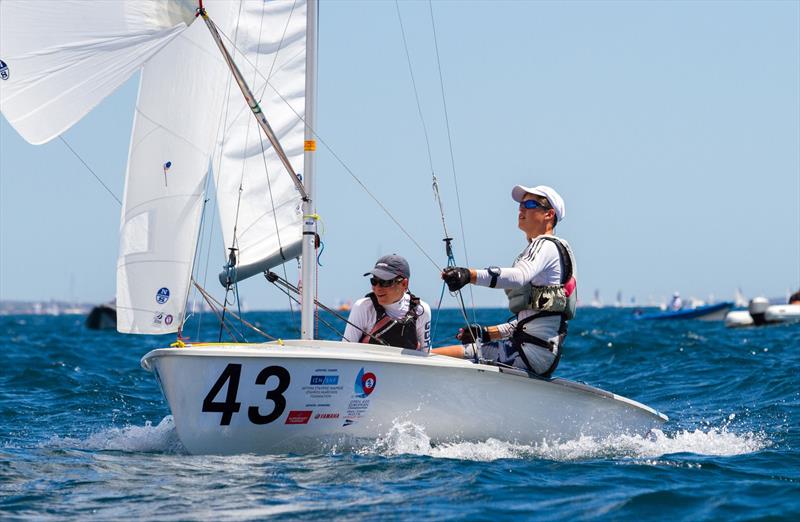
xmin=202 ymin=363 xmax=242 ymax=425
xmin=248 ymin=366 xmax=291 ymax=425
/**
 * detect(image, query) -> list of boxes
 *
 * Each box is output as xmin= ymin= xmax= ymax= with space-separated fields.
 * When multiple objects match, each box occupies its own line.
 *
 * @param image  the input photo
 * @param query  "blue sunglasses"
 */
xmin=519 ymin=200 xmax=551 ymax=211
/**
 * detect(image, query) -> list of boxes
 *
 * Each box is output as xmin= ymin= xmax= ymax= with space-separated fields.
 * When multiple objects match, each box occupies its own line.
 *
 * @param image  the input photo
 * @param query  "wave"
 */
xmin=364 ymin=419 xmax=771 ymax=462
xmin=41 ymin=416 xmax=185 ymax=454
xmin=36 ymin=415 xmax=770 ymax=462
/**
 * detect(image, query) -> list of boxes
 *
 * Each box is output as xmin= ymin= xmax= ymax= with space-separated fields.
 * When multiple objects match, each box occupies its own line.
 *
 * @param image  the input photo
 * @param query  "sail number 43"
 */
xmin=201 ymin=363 xmax=290 ymax=425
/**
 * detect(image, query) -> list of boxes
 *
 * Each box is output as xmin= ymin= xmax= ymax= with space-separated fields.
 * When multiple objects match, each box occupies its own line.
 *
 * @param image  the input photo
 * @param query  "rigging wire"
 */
xmin=58 ymin=137 xmax=121 ymax=205
xmin=394 ymin=0 xmax=453 ymax=249
xmin=254 ymin=0 xmax=301 ymax=333
xmin=212 ymin=23 xmax=443 ymax=272
xmin=428 ymin=0 xmax=477 ymax=322
xmin=212 ymin=2 xmax=302 ymax=340
xmin=215 ymin=1 xmax=247 ymax=342
xmin=193 ymin=279 xmax=276 ymax=341
xmin=394 ymin=1 xmax=475 ymax=339
xmin=264 ymin=271 xmax=391 ymax=345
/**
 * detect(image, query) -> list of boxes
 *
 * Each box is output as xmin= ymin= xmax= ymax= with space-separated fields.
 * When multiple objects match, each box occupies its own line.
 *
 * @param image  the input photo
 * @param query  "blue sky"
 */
xmin=1 ymin=0 xmax=798 ymax=311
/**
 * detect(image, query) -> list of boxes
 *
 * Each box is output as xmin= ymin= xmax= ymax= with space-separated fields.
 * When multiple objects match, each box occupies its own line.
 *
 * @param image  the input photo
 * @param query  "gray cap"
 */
xmin=363 ymin=254 xmax=410 ymax=280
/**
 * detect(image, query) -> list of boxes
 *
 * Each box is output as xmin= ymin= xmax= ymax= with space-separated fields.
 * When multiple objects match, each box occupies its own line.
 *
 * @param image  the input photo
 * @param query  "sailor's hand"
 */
xmin=457 ymin=323 xmax=489 ymax=344
xmin=442 ymin=267 xmax=471 ymax=291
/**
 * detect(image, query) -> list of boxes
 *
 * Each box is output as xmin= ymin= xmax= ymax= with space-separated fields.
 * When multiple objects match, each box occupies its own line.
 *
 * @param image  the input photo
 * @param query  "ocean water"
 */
xmin=1 ymin=307 xmax=798 ymax=520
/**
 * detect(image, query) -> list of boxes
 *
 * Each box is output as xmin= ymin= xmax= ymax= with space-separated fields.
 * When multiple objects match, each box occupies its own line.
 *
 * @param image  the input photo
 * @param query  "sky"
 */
xmin=1 ymin=0 xmax=798 ymax=312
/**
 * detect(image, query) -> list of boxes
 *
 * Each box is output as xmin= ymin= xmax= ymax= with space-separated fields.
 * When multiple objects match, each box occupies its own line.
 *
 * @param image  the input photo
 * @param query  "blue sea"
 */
xmin=1 ymin=308 xmax=798 ymax=520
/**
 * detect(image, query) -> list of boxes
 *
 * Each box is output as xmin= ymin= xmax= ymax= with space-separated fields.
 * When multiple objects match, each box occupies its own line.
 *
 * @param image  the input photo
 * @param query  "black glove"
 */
xmin=457 ymin=323 xmax=490 ymax=344
xmin=442 ymin=267 xmax=471 ymax=292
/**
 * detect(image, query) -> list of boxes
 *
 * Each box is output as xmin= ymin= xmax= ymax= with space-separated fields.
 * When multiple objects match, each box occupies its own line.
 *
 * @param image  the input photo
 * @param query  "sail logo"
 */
xmin=0 ymin=60 xmax=8 ymax=80
xmin=155 ymin=287 xmax=170 ymax=304
xmin=354 ymin=368 xmax=376 ymax=398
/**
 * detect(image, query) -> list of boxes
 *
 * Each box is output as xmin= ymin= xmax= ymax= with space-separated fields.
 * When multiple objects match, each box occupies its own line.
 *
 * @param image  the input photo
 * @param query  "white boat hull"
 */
xmin=142 ymin=340 xmax=667 ymax=455
xmin=725 ymin=304 xmax=800 ymax=327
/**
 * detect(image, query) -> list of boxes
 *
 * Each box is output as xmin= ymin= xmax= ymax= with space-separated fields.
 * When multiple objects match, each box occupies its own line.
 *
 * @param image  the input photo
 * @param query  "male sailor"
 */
xmin=433 ymin=185 xmax=576 ymax=377
xmin=342 ymin=254 xmax=432 ymax=352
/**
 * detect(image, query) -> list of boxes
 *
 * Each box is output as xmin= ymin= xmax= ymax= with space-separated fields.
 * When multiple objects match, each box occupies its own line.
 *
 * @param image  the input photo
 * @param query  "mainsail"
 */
xmin=0 ymin=0 xmax=198 ymax=145
xmin=211 ymin=0 xmax=307 ymax=285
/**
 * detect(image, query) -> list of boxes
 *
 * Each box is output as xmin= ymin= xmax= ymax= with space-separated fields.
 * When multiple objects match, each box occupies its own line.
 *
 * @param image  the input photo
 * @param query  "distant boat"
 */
xmin=725 ymin=297 xmax=800 ymax=328
xmin=635 ymin=301 xmax=734 ymax=321
xmin=86 ymin=302 xmax=117 ymax=330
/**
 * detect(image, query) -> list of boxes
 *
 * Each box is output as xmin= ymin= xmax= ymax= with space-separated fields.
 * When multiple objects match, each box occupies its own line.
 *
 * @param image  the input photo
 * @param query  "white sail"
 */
xmin=116 ymin=1 xmax=238 ymax=334
xmin=0 ymin=0 xmax=198 ymax=145
xmin=212 ymin=0 xmax=307 ymax=284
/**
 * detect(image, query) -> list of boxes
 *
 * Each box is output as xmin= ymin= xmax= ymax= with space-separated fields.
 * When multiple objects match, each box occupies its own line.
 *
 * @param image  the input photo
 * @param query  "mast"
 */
xmin=197 ymin=0 xmax=317 ymax=338
xmin=301 ymin=0 xmax=319 ymax=339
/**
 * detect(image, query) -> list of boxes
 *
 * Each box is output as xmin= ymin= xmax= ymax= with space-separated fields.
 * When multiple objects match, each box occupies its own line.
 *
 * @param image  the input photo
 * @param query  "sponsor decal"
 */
xmin=156 ymin=287 xmax=170 ymax=304
xmin=0 ymin=60 xmax=9 ymax=80
xmin=302 ymin=369 xmax=343 ymax=400
xmin=310 ymin=375 xmax=339 ymax=385
xmin=314 ymin=412 xmax=340 ymax=420
xmin=285 ymin=410 xmax=312 ymax=425
xmin=354 ymin=368 xmax=377 ymax=398
xmin=164 ymin=314 xmax=173 ymax=326
xmin=344 ymin=368 xmax=377 ymax=427
xmin=152 ymin=312 xmax=164 ymax=325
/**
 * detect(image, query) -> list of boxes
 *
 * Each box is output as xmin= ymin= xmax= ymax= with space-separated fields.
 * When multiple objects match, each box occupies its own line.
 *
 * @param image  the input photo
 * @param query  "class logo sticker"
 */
xmin=155 ymin=287 xmax=170 ymax=304
xmin=0 ymin=60 xmax=8 ymax=80
xmin=354 ymin=368 xmax=376 ymax=398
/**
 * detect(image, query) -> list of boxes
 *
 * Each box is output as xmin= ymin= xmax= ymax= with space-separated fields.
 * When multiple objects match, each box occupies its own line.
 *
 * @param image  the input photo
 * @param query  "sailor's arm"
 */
xmin=442 ymin=258 xmax=540 ymax=291
xmin=341 ymin=298 xmax=371 ymax=343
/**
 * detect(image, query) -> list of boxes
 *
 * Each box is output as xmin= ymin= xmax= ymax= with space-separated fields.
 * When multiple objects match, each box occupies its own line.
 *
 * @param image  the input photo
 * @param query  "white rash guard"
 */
xmin=474 ymin=235 xmax=576 ymax=358
xmin=342 ymin=291 xmax=432 ymax=352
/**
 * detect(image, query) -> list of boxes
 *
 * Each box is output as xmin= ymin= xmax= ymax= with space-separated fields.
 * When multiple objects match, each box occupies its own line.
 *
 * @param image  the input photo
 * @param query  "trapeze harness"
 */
xmin=359 ymin=292 xmax=422 ymax=349
xmin=504 ymin=237 xmax=577 ymax=377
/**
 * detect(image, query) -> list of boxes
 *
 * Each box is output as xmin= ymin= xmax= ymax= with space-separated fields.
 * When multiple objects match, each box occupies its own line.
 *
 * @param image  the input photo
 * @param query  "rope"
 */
xmin=264 ymin=271 xmax=390 ymax=346
xmin=58 ymin=137 xmax=121 ymax=205
xmin=394 ymin=0 xmax=452 ymax=250
xmin=428 ymin=0 xmax=477 ymax=322
xmin=193 ymin=279 xmax=277 ymax=341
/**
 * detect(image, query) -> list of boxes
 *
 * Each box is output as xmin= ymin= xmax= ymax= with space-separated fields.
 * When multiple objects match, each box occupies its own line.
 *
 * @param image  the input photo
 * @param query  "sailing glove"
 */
xmin=442 ymin=267 xmax=471 ymax=291
xmin=457 ymin=323 xmax=490 ymax=344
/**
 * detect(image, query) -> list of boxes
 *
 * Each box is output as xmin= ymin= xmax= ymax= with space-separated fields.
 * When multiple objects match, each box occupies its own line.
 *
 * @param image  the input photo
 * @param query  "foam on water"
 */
xmin=365 ymin=419 xmax=771 ymax=462
xmin=42 ymin=416 xmax=185 ymax=453
xmin=35 ymin=415 xmax=770 ymax=463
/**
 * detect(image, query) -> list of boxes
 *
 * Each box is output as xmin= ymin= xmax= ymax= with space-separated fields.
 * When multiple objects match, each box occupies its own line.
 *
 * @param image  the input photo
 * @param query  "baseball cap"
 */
xmin=363 ymin=254 xmax=410 ymax=280
xmin=511 ymin=184 xmax=565 ymax=223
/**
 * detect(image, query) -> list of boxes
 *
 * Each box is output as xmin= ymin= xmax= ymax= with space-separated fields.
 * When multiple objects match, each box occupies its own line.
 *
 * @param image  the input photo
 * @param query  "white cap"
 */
xmin=511 ymin=185 xmax=565 ymax=223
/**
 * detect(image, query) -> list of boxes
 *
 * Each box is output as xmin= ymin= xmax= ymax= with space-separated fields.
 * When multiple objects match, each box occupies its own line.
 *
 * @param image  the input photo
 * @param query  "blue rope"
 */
xmin=317 ymin=239 xmax=325 ymax=267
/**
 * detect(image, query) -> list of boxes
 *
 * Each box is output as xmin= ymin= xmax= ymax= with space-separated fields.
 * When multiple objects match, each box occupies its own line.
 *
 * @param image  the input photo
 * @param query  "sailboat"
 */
xmin=1 ymin=0 xmax=667 ymax=454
